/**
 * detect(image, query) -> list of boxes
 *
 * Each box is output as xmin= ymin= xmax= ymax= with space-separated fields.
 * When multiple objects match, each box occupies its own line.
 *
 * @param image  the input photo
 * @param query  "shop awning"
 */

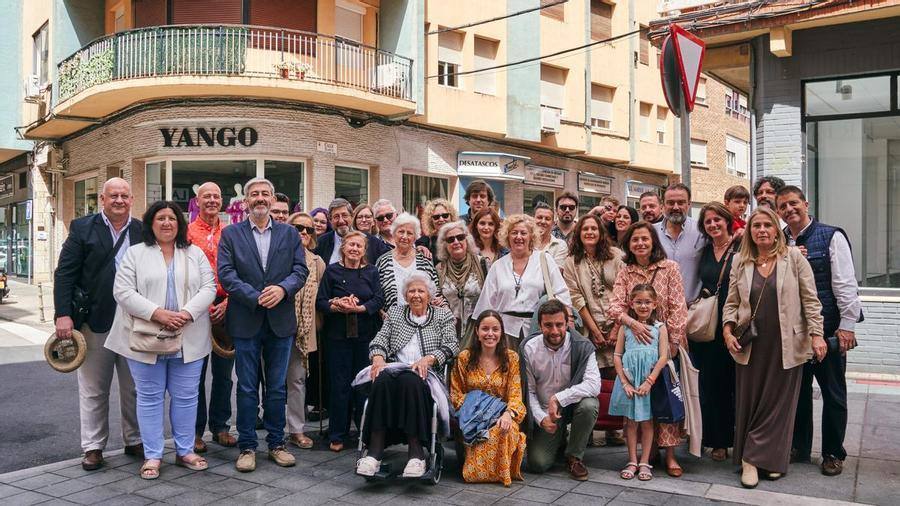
xmin=457 ymin=151 xmax=530 ymax=181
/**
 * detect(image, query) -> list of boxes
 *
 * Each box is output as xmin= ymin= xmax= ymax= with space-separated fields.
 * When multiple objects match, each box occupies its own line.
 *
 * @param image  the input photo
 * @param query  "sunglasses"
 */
xmin=294 ymin=224 xmax=316 ymax=235
xmin=375 ymin=213 xmax=395 ymax=222
xmin=432 ymin=213 xmax=451 ymax=221
xmin=604 ymin=205 xmax=615 ymax=211
xmin=558 ymin=205 xmax=576 ymax=211
xmin=446 ymin=233 xmax=467 ymax=244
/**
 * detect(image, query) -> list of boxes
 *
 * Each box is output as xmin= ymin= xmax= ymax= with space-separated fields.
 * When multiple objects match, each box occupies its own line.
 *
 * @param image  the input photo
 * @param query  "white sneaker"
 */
xmin=356 ymin=456 xmax=381 ymax=476
xmin=402 ymin=458 xmax=427 ymax=478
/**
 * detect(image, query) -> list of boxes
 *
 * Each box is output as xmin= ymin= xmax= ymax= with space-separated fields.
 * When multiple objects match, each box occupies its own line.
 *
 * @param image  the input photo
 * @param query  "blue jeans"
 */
xmin=127 ymin=355 xmax=204 ymax=459
xmin=327 ymin=338 xmax=370 ymax=444
xmin=234 ymin=321 xmax=292 ymax=450
xmin=195 ymin=352 xmax=235 ymax=436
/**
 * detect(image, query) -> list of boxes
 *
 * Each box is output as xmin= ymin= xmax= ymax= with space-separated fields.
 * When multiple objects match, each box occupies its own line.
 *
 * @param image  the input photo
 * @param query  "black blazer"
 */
xmin=53 ymin=213 xmax=143 ymax=333
xmin=314 ymin=230 xmax=391 ymax=266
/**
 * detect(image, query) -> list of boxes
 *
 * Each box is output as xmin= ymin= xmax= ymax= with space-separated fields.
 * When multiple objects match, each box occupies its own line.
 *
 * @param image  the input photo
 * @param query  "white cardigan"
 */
xmin=105 ymin=242 xmax=217 ymax=365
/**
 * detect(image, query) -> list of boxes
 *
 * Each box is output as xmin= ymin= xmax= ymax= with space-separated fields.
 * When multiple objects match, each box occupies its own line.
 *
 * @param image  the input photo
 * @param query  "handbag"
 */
xmin=539 ymin=252 xmax=556 ymax=301
xmin=72 ymin=228 xmax=130 ymax=329
xmin=733 ymin=269 xmax=771 ymax=347
xmin=686 ymin=242 xmax=735 ymax=343
xmin=650 ymin=360 xmax=685 ymax=423
xmin=129 ymin=253 xmax=190 ymax=354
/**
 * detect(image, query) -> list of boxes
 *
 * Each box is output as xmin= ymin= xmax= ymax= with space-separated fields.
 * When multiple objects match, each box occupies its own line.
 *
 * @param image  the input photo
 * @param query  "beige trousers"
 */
xmin=285 ymin=344 xmax=307 ymax=434
xmin=77 ymin=325 xmax=141 ymax=452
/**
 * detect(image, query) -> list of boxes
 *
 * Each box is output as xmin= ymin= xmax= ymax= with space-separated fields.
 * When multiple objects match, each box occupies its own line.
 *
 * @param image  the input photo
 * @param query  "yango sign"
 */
xmin=160 ymin=127 xmax=258 ymax=148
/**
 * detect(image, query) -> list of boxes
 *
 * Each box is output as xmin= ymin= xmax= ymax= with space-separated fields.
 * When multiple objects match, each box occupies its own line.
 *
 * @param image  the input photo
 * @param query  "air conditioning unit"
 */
xmin=374 ymin=62 xmax=405 ymax=90
xmin=541 ymin=106 xmax=561 ymax=134
xmin=24 ymin=75 xmax=43 ymax=104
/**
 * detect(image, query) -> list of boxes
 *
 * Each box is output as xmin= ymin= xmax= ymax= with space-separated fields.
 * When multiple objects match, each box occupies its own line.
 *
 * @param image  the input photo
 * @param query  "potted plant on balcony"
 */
xmin=273 ymin=61 xmax=297 ymax=79
xmin=295 ymin=63 xmax=312 ymax=80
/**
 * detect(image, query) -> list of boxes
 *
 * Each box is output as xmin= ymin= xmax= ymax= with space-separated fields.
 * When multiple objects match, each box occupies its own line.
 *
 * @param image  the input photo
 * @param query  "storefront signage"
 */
xmin=0 ymin=176 xmax=12 ymax=199
xmin=457 ymin=152 xmax=527 ymax=180
xmin=578 ymin=172 xmax=612 ymax=195
xmin=626 ymin=181 xmax=661 ymax=198
xmin=160 ymin=127 xmax=258 ymax=148
xmin=525 ymin=166 xmax=565 ymax=189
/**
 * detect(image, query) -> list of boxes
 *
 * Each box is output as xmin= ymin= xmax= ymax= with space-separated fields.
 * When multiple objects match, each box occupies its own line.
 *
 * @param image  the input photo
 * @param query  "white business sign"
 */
xmin=525 ymin=166 xmax=565 ymax=189
xmin=457 ymin=152 xmax=527 ymax=180
xmin=578 ymin=173 xmax=613 ymax=195
xmin=627 ymin=181 xmax=661 ymax=198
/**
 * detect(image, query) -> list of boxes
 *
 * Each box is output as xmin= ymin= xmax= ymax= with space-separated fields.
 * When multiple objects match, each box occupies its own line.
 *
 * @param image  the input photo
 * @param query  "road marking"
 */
xmin=0 ymin=321 xmax=49 ymax=345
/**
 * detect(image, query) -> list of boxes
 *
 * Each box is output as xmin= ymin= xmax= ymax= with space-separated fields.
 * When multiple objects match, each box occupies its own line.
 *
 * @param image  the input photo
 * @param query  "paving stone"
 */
xmin=228 ymin=484 xmax=292 ymax=503
xmin=10 ymin=472 xmax=68 ymax=490
xmin=571 ymin=481 xmax=625 ymax=499
xmin=446 ymin=489 xmax=501 ymax=505
xmin=134 ymin=482 xmax=192 ymax=501
xmin=194 ymin=477 xmax=258 ymax=496
xmin=78 ymin=468 xmax=132 ymax=485
xmin=404 ymin=482 xmax=461 ymax=499
xmin=613 ymin=488 xmax=673 ymax=505
xmin=493 ymin=498 xmax=543 ymax=506
xmin=101 ymin=494 xmax=156 ymax=506
xmin=663 ymin=494 xmax=744 ymax=506
xmin=508 ymin=486 xmax=564 ymax=504
xmin=51 ymin=467 xmax=95 ymax=479
xmin=37 ymin=499 xmax=77 ymax=506
xmin=552 ymin=492 xmax=611 ymax=505
xmin=526 ymin=476 xmax=578 ymax=492
xmin=32 ymin=478 xmax=95 ymax=498
xmin=170 ymin=470 xmax=227 ymax=488
xmin=338 ymin=487 xmax=401 ymax=505
xmin=267 ymin=491 xmax=334 ymax=506
xmin=5 ymin=491 xmax=54 ymax=506
xmin=0 ymin=483 xmax=26 ymax=499
xmin=106 ymin=476 xmax=158 ymax=494
xmin=855 ymin=457 xmax=900 ymax=505
xmin=63 ymin=485 xmax=124 ymax=505
xmin=158 ymin=489 xmax=224 ymax=505
xmin=304 ymin=478 xmax=360 ymax=498
xmin=266 ymin=474 xmax=324 ymax=492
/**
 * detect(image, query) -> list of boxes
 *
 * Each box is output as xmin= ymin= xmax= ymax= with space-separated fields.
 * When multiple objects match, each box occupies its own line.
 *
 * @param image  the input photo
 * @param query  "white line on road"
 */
xmin=0 ymin=321 xmax=49 ymax=346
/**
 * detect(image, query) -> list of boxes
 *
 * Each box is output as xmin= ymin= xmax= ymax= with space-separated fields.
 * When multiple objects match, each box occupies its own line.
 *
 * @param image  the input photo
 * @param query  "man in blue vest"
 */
xmin=776 ymin=185 xmax=862 ymax=477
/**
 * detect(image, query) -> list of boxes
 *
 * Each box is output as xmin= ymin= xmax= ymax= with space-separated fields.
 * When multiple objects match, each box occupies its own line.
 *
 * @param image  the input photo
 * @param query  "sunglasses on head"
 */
xmin=375 ymin=212 xmax=395 ymax=222
xmin=294 ymin=224 xmax=316 ymax=235
xmin=432 ymin=213 xmax=451 ymax=221
xmin=446 ymin=233 xmax=467 ymax=244
xmin=558 ymin=205 xmax=576 ymax=211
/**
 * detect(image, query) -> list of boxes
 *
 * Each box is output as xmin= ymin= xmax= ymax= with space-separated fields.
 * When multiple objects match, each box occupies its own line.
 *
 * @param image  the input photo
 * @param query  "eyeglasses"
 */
xmin=375 ymin=212 xmax=395 ymax=222
xmin=294 ymin=224 xmax=316 ymax=235
xmin=432 ymin=213 xmax=451 ymax=221
xmin=446 ymin=233 xmax=467 ymax=244
xmin=270 ymin=209 xmax=289 ymax=215
xmin=558 ymin=205 xmax=576 ymax=212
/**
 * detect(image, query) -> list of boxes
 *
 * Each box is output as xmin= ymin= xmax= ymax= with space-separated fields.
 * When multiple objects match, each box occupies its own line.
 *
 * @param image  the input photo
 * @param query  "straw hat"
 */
xmin=44 ymin=330 xmax=87 ymax=373
xmin=211 ymin=322 xmax=234 ymax=359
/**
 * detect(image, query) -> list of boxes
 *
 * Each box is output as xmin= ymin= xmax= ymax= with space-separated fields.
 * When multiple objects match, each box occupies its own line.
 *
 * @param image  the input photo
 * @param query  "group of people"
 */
xmin=53 ymin=173 xmax=860 ymax=490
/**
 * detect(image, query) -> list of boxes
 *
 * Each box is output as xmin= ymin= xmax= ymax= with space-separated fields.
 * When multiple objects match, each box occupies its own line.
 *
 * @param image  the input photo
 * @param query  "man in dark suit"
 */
xmin=54 ymin=177 xmax=144 ymax=471
xmin=218 ymin=177 xmax=308 ymax=472
xmin=315 ymin=198 xmax=391 ymax=265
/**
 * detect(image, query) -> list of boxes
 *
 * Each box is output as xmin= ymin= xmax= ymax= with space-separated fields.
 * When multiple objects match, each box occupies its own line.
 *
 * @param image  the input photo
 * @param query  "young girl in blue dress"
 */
xmin=609 ymin=284 xmax=669 ymax=481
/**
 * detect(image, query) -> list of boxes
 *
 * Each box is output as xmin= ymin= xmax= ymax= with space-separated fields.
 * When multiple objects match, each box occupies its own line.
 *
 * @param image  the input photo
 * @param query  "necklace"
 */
xmin=512 ymin=257 xmax=529 ymax=296
xmin=757 ymin=255 xmax=773 ymax=268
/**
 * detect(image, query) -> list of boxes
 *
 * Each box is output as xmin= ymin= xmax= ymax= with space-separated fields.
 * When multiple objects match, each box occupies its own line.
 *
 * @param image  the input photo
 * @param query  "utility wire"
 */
xmin=426 ymin=28 xmax=642 ymax=80
xmin=427 ymin=0 xmax=568 ymax=35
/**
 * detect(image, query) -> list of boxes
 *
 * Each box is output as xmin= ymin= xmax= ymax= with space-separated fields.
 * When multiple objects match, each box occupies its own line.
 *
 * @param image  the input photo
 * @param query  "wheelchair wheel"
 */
xmin=430 ymin=444 xmax=444 ymax=485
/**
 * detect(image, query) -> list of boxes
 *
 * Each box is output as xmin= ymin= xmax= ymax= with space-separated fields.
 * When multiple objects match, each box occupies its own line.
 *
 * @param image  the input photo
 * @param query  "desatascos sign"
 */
xmin=160 ymin=127 xmax=258 ymax=148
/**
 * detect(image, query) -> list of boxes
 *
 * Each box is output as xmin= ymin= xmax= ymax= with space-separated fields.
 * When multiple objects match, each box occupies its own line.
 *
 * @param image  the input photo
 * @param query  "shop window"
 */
xmin=656 ymin=107 xmax=668 ymax=144
xmin=579 ymin=194 xmax=601 ymax=216
xmin=473 ymin=37 xmax=498 ymax=95
xmin=265 ymin=160 xmax=305 ymax=212
xmin=725 ymin=134 xmax=749 ymax=177
xmin=18 ymin=173 xmax=27 ymax=190
xmin=402 ymin=174 xmax=448 ymax=222
xmin=12 ymin=202 xmax=30 ymax=277
xmin=540 ymin=64 xmax=566 ymax=114
xmin=540 ymin=0 xmax=564 ymax=21
xmin=805 ymin=75 xmax=892 ymax=117
xmin=591 ymin=84 xmax=614 ymax=130
xmin=146 ymin=162 xmax=166 ymax=203
xmin=335 ymin=165 xmax=369 ymax=209
xmin=524 ymin=188 xmax=555 ymax=214
xmin=690 ymin=139 xmax=707 ymax=167
xmin=639 ymin=102 xmax=652 ymax=142
xmin=590 ymin=1 xmax=612 ymax=41
xmin=170 ymin=160 xmax=256 ymax=222
xmin=74 ymin=177 xmax=99 ymax=219
xmin=438 ymin=30 xmax=463 ymax=88
xmin=32 ymin=23 xmax=49 ymax=85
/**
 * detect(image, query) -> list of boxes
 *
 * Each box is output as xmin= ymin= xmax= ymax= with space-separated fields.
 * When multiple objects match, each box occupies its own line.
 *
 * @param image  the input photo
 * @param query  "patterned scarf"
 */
xmin=439 ymin=252 xmax=484 ymax=294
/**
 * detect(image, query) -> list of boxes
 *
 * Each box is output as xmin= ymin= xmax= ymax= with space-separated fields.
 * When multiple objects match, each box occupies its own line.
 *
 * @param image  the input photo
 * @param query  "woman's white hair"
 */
xmin=390 ymin=212 xmax=421 ymax=237
xmin=401 ymin=271 xmax=436 ymax=298
xmin=436 ymin=221 xmax=477 ymax=262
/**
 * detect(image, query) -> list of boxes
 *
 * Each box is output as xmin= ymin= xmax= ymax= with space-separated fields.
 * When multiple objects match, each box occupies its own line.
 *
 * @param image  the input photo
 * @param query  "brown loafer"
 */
xmin=123 ymin=444 xmax=144 ymax=459
xmin=268 ymin=446 xmax=296 ymax=467
xmin=822 ymin=456 xmax=843 ymax=476
xmin=566 ymin=455 xmax=589 ymax=481
xmin=213 ymin=431 xmax=237 ymax=447
xmin=82 ymin=450 xmax=103 ymax=471
xmin=194 ymin=437 xmax=208 ymax=454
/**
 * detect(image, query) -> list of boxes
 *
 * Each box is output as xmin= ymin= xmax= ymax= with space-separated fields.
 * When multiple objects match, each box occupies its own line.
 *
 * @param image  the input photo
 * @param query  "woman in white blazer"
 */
xmin=105 ymin=201 xmax=216 ymax=480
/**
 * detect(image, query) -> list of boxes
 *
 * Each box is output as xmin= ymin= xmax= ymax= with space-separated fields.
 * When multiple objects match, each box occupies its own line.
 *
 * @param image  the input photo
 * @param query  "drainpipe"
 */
xmin=628 ymin=0 xmax=637 ymax=166
xmin=584 ymin=0 xmax=592 ymax=156
xmin=749 ymin=40 xmax=758 ymax=210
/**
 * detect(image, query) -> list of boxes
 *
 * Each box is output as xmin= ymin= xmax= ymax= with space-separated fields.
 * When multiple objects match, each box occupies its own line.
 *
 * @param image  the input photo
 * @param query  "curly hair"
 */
xmin=422 ymin=199 xmax=458 ymax=236
xmin=497 ymin=213 xmax=541 ymax=251
xmin=436 ymin=221 xmax=477 ymax=263
xmin=469 ymin=207 xmax=502 ymax=251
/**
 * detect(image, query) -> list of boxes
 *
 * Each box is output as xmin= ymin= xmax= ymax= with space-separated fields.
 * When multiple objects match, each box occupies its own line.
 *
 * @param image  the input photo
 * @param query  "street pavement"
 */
xmin=1 ymin=280 xmax=899 ymax=504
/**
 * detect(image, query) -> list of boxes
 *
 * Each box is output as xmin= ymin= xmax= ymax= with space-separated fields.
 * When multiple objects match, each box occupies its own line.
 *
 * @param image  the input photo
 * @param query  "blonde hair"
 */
xmin=289 ymin=212 xmax=317 ymax=250
xmin=498 ymin=214 xmax=541 ymax=251
xmin=737 ymin=207 xmax=787 ymax=265
xmin=422 ymin=199 xmax=459 ymax=236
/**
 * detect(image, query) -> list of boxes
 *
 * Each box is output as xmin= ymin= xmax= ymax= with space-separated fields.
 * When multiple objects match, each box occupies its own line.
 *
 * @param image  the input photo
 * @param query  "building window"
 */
xmin=805 ymin=75 xmax=892 ymax=117
xmin=18 ymin=172 xmax=27 ymax=190
xmin=524 ymin=188 xmax=555 ymax=213
xmin=639 ymin=25 xmax=649 ymax=65
xmin=265 ymin=160 xmax=305 ymax=212
xmin=32 ymin=23 xmax=49 ymax=85
xmin=590 ymin=0 xmax=612 ymax=41
xmin=690 ymin=139 xmax=707 ymax=167
xmin=437 ymin=30 xmax=463 ymax=88
xmin=590 ymin=84 xmax=614 ymax=130
xmin=541 ymin=64 xmax=566 ymax=115
xmin=473 ymin=37 xmax=498 ymax=95
xmin=74 ymin=177 xmax=99 ymax=219
xmin=639 ymin=102 xmax=652 ymax=142
xmin=402 ymin=174 xmax=449 ymax=222
xmin=696 ymin=77 xmax=707 ymax=105
xmin=725 ymin=134 xmax=749 ymax=177
xmin=334 ymin=1 xmax=365 ymax=68
xmin=725 ymin=88 xmax=750 ymax=122
xmin=540 ymin=0 xmax=564 ymax=21
xmin=335 ymin=165 xmax=369 ymax=209
xmin=656 ymin=107 xmax=668 ymax=144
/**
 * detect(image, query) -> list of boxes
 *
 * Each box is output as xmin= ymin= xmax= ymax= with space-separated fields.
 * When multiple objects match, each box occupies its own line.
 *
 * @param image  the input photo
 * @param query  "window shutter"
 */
xmin=540 ymin=65 xmax=566 ymax=111
xmin=172 ymin=0 xmax=242 ymax=24
xmin=249 ymin=0 xmax=316 ymax=32
xmin=639 ymin=26 xmax=649 ymax=65
xmin=540 ymin=0 xmax=564 ymax=21
xmin=133 ymin=0 xmax=167 ymax=27
xmin=590 ymin=1 xmax=612 ymax=41
xmin=591 ymin=85 xmax=613 ymax=122
xmin=473 ymin=37 xmax=497 ymax=95
xmin=691 ymin=139 xmax=707 ymax=165
xmin=438 ymin=31 xmax=463 ymax=65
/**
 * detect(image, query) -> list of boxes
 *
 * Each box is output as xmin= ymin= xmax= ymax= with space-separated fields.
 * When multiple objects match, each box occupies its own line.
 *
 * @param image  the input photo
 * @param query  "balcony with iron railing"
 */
xmin=27 ymin=25 xmax=416 ymax=139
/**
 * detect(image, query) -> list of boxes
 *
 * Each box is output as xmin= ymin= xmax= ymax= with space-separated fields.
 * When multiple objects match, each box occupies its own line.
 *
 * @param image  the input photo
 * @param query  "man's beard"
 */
xmin=758 ymin=199 xmax=775 ymax=210
xmin=560 ymin=215 xmax=574 ymax=224
xmin=250 ymin=204 xmax=269 ymax=220
xmin=336 ymin=225 xmax=350 ymax=237
xmin=667 ymin=211 xmax=686 ymax=225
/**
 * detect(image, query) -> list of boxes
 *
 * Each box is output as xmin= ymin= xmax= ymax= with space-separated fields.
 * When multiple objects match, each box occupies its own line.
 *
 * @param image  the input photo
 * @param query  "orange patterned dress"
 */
xmin=450 ymin=349 xmax=526 ymax=486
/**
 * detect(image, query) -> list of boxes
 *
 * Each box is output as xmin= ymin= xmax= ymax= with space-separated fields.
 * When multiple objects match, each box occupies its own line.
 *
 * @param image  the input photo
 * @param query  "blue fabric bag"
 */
xmin=456 ymin=389 xmax=507 ymax=445
xmin=650 ymin=360 xmax=685 ymax=423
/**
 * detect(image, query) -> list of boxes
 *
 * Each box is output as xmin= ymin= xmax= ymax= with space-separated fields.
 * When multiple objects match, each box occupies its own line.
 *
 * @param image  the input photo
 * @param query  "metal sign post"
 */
xmin=678 ymin=87 xmax=692 ymax=190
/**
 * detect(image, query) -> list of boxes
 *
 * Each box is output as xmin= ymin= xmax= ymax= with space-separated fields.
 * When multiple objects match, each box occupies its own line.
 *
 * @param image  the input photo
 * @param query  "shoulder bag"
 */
xmin=733 ymin=268 xmax=770 ymax=347
xmin=686 ymin=242 xmax=735 ymax=343
xmin=72 ymin=226 xmax=130 ymax=329
xmin=129 ymin=252 xmax=189 ymax=354
xmin=539 ymin=252 xmax=556 ymax=301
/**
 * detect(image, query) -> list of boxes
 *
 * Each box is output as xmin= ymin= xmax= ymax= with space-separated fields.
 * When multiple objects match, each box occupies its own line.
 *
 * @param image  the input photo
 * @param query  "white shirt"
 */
xmin=329 ymin=234 xmax=343 ymax=265
xmin=250 ymin=218 xmax=273 ymax=271
xmin=395 ymin=313 xmax=427 ymax=364
xmin=100 ymin=211 xmax=131 ymax=268
xmin=523 ymin=333 xmax=602 ymax=424
xmin=654 ymin=217 xmax=707 ymax=302
xmin=786 ymin=220 xmax=862 ymax=332
xmin=392 ymin=259 xmax=417 ymax=306
xmin=472 ymin=250 xmax=572 ymax=338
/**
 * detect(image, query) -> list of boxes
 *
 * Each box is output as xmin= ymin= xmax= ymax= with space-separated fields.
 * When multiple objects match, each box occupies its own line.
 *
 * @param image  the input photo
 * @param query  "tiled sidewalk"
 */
xmin=2 ymin=384 xmax=898 ymax=505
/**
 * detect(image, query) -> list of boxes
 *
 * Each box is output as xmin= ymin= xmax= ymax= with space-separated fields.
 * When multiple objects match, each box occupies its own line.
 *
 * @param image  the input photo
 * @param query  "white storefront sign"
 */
xmin=626 ymin=180 xmax=661 ymax=198
xmin=578 ymin=172 xmax=613 ymax=195
xmin=525 ymin=165 xmax=565 ymax=189
xmin=457 ymin=152 xmax=527 ymax=180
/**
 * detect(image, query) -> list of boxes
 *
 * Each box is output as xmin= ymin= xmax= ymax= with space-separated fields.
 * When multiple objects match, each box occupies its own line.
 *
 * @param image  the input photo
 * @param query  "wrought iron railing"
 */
xmin=57 ymin=25 xmax=414 ymax=103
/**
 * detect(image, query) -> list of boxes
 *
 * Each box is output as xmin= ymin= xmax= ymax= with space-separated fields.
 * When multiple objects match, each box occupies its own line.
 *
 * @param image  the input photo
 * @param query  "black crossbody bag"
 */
xmin=72 ymin=228 xmax=129 ymax=329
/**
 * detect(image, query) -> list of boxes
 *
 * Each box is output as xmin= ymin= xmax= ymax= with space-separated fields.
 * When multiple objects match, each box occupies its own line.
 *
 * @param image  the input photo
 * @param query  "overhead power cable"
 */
xmin=427 ymin=0 xmax=568 ymax=35
xmin=426 ymin=28 xmax=642 ymax=80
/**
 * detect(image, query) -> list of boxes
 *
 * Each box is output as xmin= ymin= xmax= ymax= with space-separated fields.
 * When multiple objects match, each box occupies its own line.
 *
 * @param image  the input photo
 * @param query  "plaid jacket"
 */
xmin=369 ymin=305 xmax=459 ymax=368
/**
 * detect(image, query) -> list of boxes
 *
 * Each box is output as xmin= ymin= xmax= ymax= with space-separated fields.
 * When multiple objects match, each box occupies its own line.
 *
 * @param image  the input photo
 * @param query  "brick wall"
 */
xmin=851 ymin=300 xmax=900 ymax=374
